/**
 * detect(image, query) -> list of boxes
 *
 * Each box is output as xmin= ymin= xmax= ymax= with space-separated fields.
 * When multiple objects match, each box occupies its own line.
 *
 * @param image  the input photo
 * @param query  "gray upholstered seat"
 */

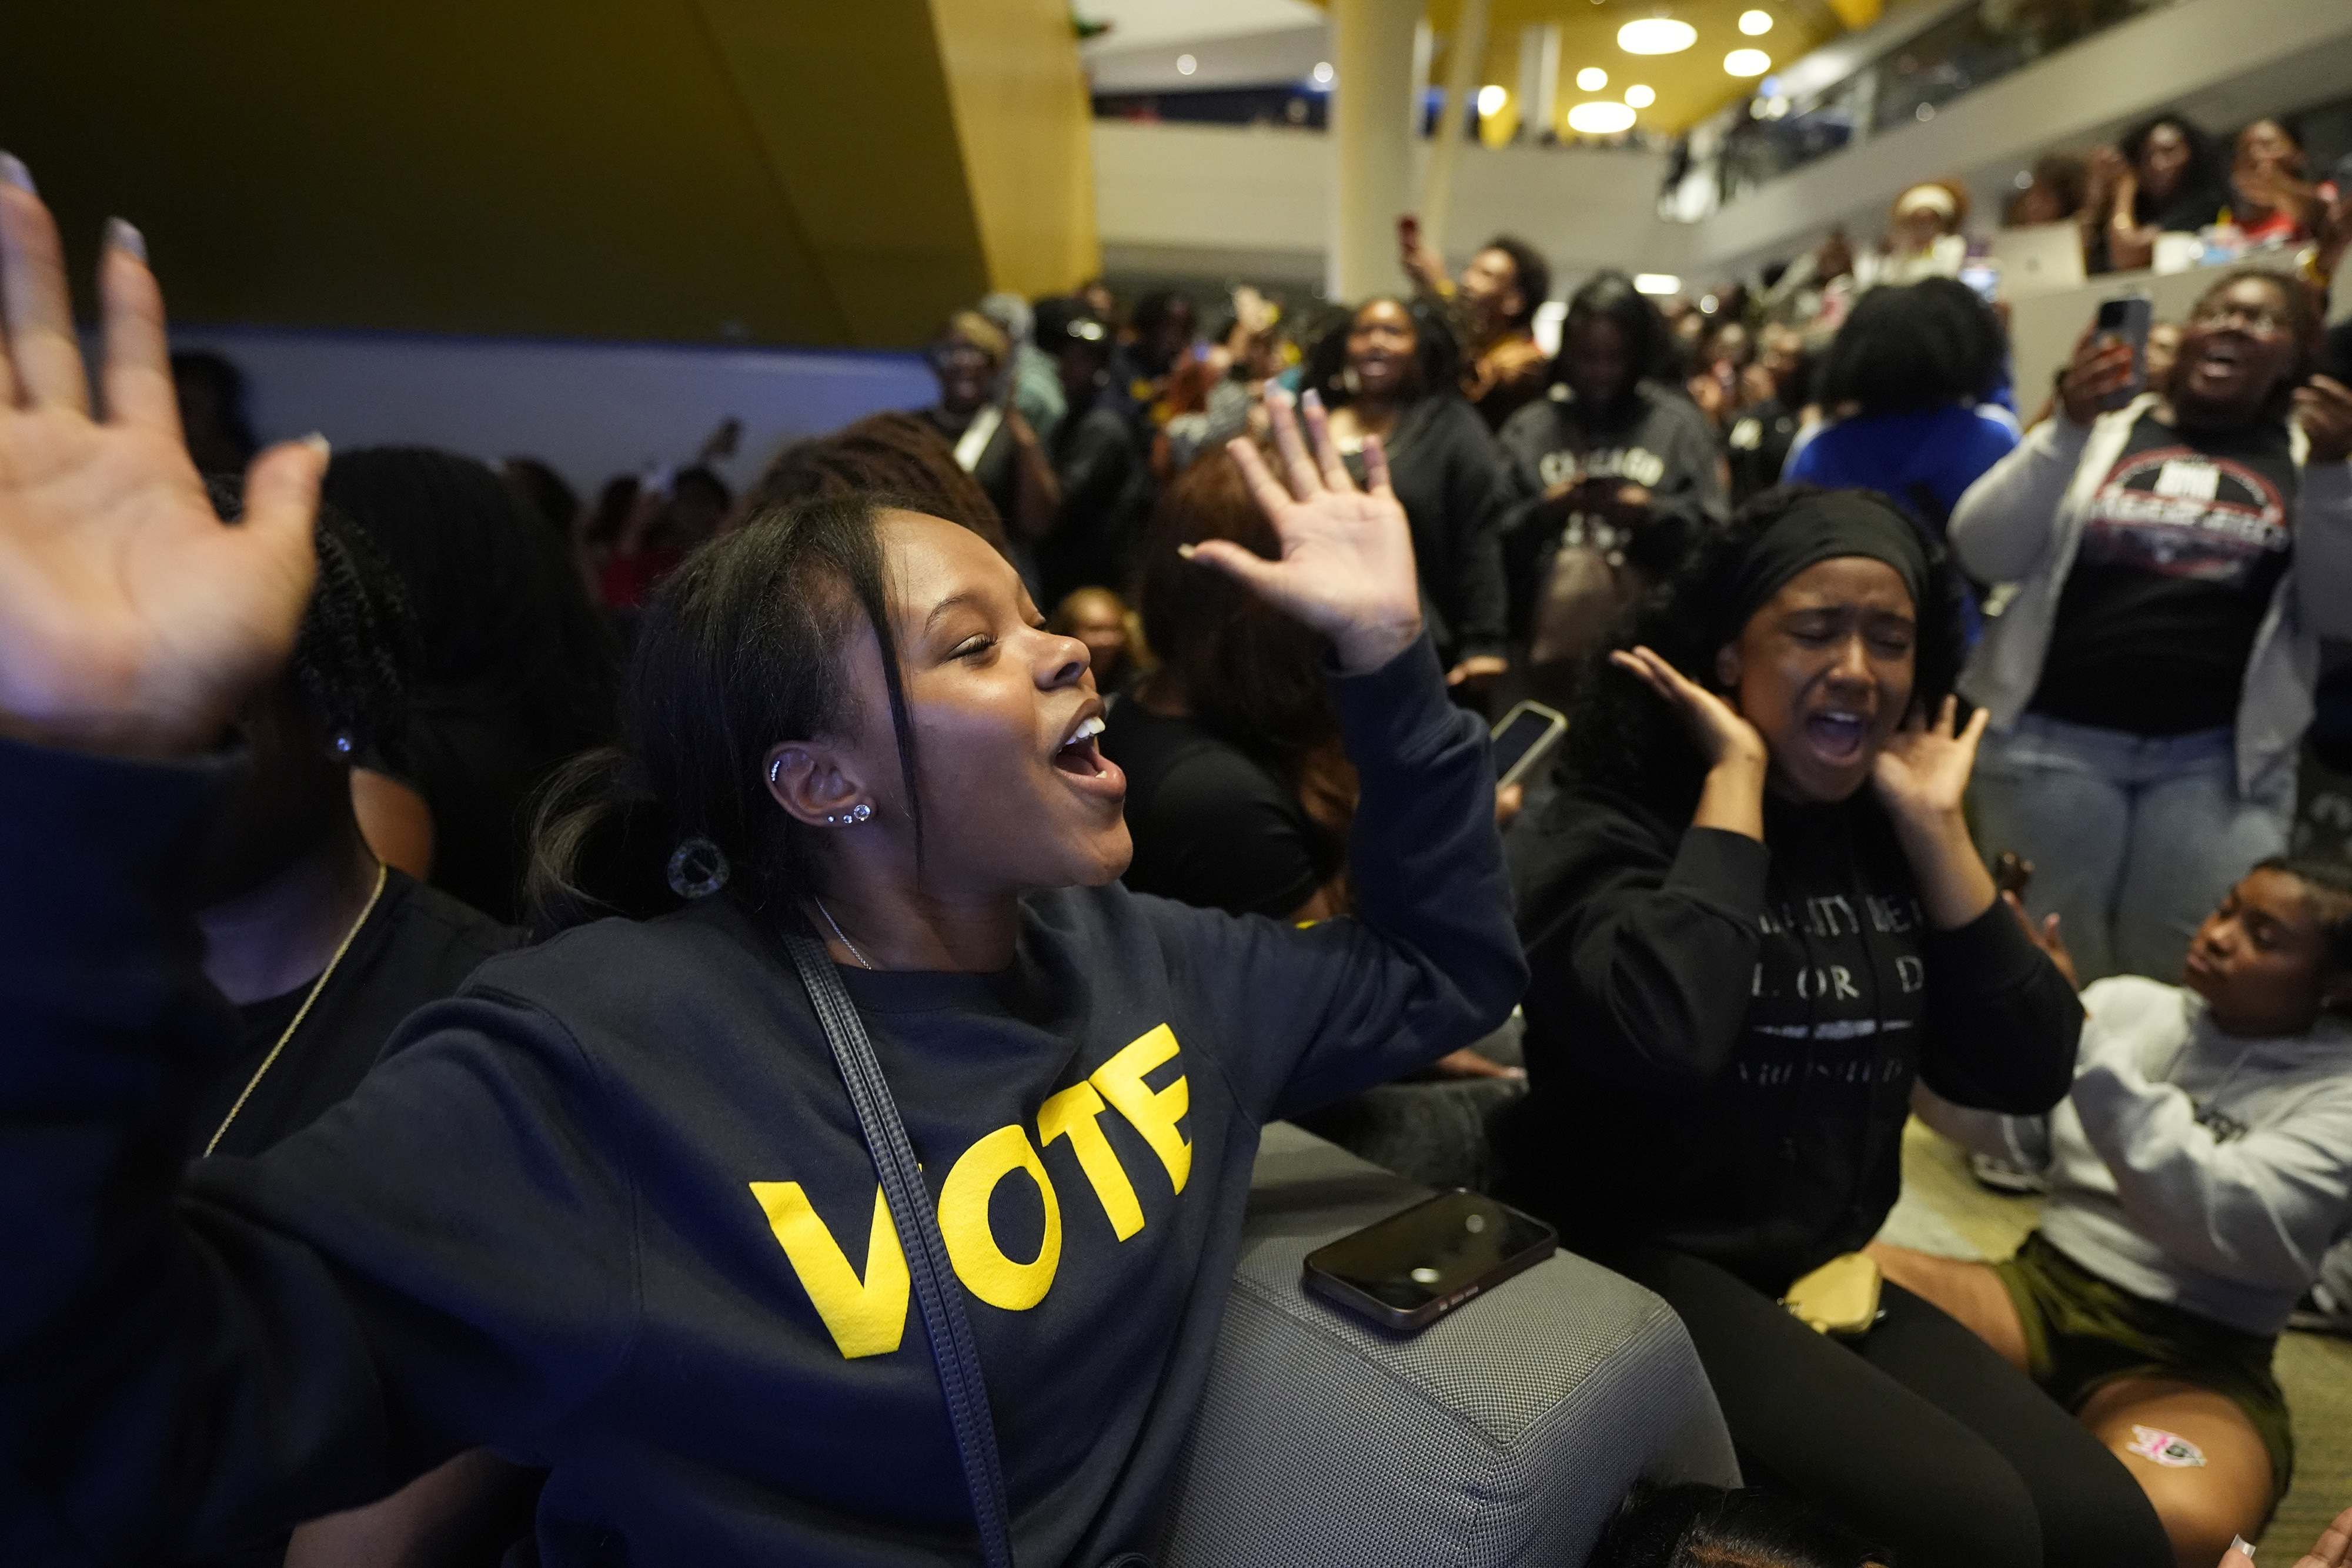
xmin=1161 ymin=1122 xmax=1738 ymax=1567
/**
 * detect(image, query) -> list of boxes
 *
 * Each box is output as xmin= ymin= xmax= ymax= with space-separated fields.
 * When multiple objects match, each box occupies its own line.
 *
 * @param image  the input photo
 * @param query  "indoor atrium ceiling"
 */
xmin=1081 ymin=0 xmax=1879 ymax=135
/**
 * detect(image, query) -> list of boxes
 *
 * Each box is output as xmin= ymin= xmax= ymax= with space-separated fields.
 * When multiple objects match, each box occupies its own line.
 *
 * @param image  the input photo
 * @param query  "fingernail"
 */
xmin=103 ymin=217 xmax=145 ymax=263
xmin=1176 ymin=542 xmax=1197 ymax=560
xmin=300 ymin=432 xmax=331 ymax=459
xmin=0 ymin=152 xmax=33 ymax=195
xmin=2230 ymin=1536 xmax=2253 ymax=1558
xmin=1302 ymin=387 xmax=1323 ymax=409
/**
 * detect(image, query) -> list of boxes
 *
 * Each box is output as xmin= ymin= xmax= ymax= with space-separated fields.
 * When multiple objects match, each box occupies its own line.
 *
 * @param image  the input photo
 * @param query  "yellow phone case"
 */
xmin=1782 ymin=1252 xmax=1883 ymax=1338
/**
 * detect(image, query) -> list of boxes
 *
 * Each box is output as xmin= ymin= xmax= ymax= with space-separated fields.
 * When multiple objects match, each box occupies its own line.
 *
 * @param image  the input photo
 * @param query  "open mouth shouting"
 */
xmin=1051 ymin=706 xmax=1125 ymax=803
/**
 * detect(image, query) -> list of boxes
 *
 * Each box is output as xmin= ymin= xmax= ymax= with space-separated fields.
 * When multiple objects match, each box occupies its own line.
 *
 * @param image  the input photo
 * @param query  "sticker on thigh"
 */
xmin=2124 ymin=1425 xmax=2207 ymax=1467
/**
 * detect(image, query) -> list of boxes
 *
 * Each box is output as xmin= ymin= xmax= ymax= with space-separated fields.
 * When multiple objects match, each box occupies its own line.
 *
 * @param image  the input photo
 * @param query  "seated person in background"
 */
xmin=1102 ymin=448 xmax=1515 ymax=1081
xmin=190 ymin=485 xmax=532 ymax=1567
xmin=1786 ymin=277 xmax=2019 ymax=546
xmin=1049 ymin=584 xmax=1144 ymax=695
xmin=916 ymin=308 xmax=1058 ymax=547
xmin=1879 ymin=857 xmax=2352 ymax=1568
xmin=2008 ymin=152 xmax=2090 ymax=228
xmin=1399 ymin=223 xmax=1554 ymax=433
xmin=1955 ymin=269 xmax=2352 ymax=985
xmin=744 ymin=407 xmax=1010 ymax=553
xmin=1585 ymin=1483 xmax=1886 ymax=1568
xmin=1495 ymin=270 xmax=1726 ymax=696
xmin=2220 ymin=119 xmax=2318 ymax=248
xmin=1302 ymin=300 xmax=1512 ymax=696
xmin=1856 ymin=180 xmax=1971 ymax=289
xmin=2087 ymin=113 xmax=2227 ymax=273
xmin=1501 ymin=486 xmax=2155 ymax=1568
xmin=322 ymin=446 xmax=621 ymax=927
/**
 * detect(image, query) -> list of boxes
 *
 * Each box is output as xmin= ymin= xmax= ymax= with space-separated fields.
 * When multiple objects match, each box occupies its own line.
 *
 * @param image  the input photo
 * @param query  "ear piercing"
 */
xmin=769 ymin=758 xmax=783 ymax=785
xmin=825 ymin=803 xmax=874 ymax=826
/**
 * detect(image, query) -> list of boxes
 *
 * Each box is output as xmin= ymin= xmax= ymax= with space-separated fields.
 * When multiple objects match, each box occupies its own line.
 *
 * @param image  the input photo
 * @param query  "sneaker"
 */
xmin=1969 ymin=1152 xmax=2051 ymax=1195
xmin=2287 ymin=1282 xmax=2352 ymax=1336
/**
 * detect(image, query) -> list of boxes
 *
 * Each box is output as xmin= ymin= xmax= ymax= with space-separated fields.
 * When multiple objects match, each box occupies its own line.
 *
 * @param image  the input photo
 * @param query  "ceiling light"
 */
xmin=1633 ymin=274 xmax=1682 ymax=295
xmin=1618 ymin=17 xmax=1697 ymax=54
xmin=1176 ymin=53 xmax=1197 ymax=75
xmin=1566 ymin=99 xmax=1638 ymax=135
xmin=1724 ymin=48 xmax=1771 ymax=76
xmin=1576 ymin=65 xmax=1608 ymax=91
xmin=1476 ymin=83 xmax=1508 ymax=117
xmin=1312 ymin=60 xmax=1334 ymax=85
xmin=1625 ymin=83 xmax=1655 ymax=107
xmin=1739 ymin=9 xmax=1773 ymax=35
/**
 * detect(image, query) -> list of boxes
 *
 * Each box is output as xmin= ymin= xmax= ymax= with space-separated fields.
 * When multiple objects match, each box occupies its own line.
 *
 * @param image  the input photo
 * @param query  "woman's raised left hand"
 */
xmin=1206 ymin=389 xmax=1422 ymax=674
xmin=1873 ymin=696 xmax=1989 ymax=824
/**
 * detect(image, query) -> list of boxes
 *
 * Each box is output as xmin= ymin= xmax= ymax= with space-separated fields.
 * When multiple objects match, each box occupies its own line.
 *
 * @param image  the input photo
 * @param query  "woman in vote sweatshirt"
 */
xmin=0 ymin=174 xmax=1519 ymax=1568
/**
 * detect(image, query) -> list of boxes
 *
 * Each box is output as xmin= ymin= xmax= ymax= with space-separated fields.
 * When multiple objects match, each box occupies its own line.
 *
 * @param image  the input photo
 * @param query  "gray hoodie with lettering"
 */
xmin=1918 ymin=974 xmax=2352 ymax=1335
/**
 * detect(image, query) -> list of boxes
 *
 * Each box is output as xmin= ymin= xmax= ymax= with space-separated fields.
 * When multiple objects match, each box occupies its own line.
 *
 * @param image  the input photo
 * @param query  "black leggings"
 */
xmin=1615 ymin=1248 xmax=2173 ymax=1568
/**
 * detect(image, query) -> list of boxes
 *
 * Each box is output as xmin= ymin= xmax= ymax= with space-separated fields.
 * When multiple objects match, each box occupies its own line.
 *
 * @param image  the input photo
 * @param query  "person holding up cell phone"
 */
xmin=1953 ymin=270 xmax=2352 ymax=986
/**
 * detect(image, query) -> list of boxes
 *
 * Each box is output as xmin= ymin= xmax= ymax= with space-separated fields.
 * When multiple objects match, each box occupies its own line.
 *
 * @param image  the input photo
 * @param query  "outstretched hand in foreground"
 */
xmin=1204 ymin=387 xmax=1422 ymax=675
xmin=0 ymin=153 xmax=326 ymax=761
xmin=2221 ymin=1503 xmax=2352 ymax=1568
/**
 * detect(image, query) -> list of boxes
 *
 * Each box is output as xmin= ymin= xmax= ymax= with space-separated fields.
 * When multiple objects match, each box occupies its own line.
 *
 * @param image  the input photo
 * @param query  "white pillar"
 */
xmin=1327 ymin=0 xmax=1424 ymax=302
xmin=1517 ymin=23 xmax=1561 ymax=143
xmin=1414 ymin=0 xmax=1488 ymax=265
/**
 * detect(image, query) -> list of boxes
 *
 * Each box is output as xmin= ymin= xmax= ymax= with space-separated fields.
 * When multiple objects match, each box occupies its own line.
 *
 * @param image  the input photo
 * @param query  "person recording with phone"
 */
xmin=1500 ymin=482 xmax=2129 ymax=1568
xmin=1955 ymin=270 xmax=2352 ymax=987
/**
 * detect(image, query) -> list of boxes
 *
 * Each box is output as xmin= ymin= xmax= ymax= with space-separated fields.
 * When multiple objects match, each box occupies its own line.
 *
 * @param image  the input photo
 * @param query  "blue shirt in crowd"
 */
xmin=1784 ymin=402 xmax=2022 ymax=536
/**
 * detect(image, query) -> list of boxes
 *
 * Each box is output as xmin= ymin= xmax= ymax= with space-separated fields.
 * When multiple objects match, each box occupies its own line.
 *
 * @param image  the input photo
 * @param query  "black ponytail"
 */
xmin=527 ymin=493 xmax=926 ymax=932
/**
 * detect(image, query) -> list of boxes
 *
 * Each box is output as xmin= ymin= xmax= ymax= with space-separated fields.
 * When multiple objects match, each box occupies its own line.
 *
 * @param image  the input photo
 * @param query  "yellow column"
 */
xmin=1328 ymin=0 xmax=1425 ymax=303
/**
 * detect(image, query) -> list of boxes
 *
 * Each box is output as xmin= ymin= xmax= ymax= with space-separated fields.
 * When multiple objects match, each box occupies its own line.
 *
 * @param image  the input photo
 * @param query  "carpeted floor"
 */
xmin=1877 ymin=1118 xmax=2352 ymax=1556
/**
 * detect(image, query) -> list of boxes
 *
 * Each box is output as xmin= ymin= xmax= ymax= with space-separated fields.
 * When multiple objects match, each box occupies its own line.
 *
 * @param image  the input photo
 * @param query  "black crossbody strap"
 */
xmin=778 ymin=924 xmax=1017 ymax=1568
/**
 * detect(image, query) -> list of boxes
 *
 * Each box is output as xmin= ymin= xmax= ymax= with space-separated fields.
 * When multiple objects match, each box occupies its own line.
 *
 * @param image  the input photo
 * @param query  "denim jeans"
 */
xmin=1970 ymin=713 xmax=2293 ymax=984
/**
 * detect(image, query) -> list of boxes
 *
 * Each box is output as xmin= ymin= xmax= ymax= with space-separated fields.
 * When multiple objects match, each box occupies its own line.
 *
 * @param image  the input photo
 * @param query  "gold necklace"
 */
xmin=203 ymin=860 xmax=390 ymax=1157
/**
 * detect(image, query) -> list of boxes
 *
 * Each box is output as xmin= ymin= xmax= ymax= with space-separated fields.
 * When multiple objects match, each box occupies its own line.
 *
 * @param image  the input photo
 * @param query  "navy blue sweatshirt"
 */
xmin=0 ymin=634 xmax=1521 ymax=1568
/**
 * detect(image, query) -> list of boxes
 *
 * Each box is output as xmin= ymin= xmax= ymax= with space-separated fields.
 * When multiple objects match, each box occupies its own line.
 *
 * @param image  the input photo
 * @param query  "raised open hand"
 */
xmin=0 ymin=155 xmax=324 ymax=760
xmin=1207 ymin=388 xmax=1422 ymax=674
xmin=1873 ymin=696 xmax=1989 ymax=827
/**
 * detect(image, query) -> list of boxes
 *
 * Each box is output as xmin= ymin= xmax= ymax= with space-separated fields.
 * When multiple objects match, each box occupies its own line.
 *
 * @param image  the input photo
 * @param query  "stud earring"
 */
xmin=825 ymin=803 xmax=873 ymax=826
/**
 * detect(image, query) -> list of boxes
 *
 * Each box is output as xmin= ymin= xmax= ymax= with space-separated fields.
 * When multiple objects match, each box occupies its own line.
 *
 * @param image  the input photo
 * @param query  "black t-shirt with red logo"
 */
xmin=2030 ymin=412 xmax=2298 ymax=736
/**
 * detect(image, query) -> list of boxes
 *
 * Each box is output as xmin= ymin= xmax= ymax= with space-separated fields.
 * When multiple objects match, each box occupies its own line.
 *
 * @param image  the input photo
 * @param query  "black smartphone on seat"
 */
xmin=1490 ymin=699 xmax=1569 ymax=790
xmin=1303 ymin=1191 xmax=1558 ymax=1332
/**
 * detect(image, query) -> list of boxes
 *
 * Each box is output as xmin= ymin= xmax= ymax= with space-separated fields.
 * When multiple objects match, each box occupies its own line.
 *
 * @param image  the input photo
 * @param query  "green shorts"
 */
xmin=1994 ymin=1231 xmax=2293 ymax=1505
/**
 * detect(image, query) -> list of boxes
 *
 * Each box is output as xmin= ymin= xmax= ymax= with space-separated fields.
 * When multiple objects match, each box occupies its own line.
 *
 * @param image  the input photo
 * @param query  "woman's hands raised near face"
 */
xmin=1608 ymin=645 xmax=1768 ymax=774
xmin=0 ymin=157 xmax=325 ymax=759
xmin=1873 ymin=695 xmax=1988 ymax=826
xmin=1205 ymin=389 xmax=1424 ymax=675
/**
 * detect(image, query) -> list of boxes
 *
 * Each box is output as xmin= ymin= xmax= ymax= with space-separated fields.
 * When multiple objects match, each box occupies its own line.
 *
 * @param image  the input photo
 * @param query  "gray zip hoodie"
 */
xmin=1919 ymin=975 xmax=2352 ymax=1335
xmin=1949 ymin=397 xmax=2352 ymax=798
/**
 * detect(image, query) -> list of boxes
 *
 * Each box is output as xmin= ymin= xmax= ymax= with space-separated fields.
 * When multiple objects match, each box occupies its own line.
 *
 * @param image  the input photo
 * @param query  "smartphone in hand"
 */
xmin=2093 ymin=294 xmax=2152 ymax=412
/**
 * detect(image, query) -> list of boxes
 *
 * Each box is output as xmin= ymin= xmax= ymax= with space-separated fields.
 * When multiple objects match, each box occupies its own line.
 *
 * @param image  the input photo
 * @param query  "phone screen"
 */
xmin=1490 ymin=705 xmax=1566 ymax=784
xmin=1306 ymin=1192 xmax=1555 ymax=1314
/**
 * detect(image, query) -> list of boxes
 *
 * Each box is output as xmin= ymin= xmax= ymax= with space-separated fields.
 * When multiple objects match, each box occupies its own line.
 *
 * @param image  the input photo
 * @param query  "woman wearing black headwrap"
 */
xmin=1500 ymin=487 xmax=2164 ymax=1568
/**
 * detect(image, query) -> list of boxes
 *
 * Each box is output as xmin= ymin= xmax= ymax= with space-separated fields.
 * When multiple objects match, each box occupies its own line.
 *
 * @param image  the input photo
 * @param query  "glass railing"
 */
xmin=1668 ymin=0 xmax=2186 ymax=220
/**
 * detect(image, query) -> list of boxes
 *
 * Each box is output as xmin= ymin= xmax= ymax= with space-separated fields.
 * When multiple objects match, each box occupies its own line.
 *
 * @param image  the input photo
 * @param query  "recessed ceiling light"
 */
xmin=1724 ymin=48 xmax=1772 ymax=76
xmin=1312 ymin=60 xmax=1334 ymax=85
xmin=1476 ymin=83 xmax=1508 ymax=116
xmin=1625 ymin=83 xmax=1656 ymax=107
xmin=1566 ymin=99 xmax=1638 ymax=134
xmin=1618 ymin=17 xmax=1697 ymax=54
xmin=1576 ymin=65 xmax=1608 ymax=91
xmin=1633 ymin=274 xmax=1682 ymax=295
xmin=1739 ymin=9 xmax=1773 ymax=35
xmin=1176 ymin=53 xmax=1197 ymax=75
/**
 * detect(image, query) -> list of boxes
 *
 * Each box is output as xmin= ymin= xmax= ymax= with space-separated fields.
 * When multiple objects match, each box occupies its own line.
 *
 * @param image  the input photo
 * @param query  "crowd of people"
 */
xmin=4 ymin=83 xmax=2352 ymax=1568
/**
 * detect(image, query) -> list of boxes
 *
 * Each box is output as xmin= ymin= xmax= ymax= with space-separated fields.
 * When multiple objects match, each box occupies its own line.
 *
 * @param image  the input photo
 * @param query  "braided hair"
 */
xmin=205 ymin=479 xmax=417 ymax=770
xmin=747 ymin=411 xmax=1010 ymax=551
